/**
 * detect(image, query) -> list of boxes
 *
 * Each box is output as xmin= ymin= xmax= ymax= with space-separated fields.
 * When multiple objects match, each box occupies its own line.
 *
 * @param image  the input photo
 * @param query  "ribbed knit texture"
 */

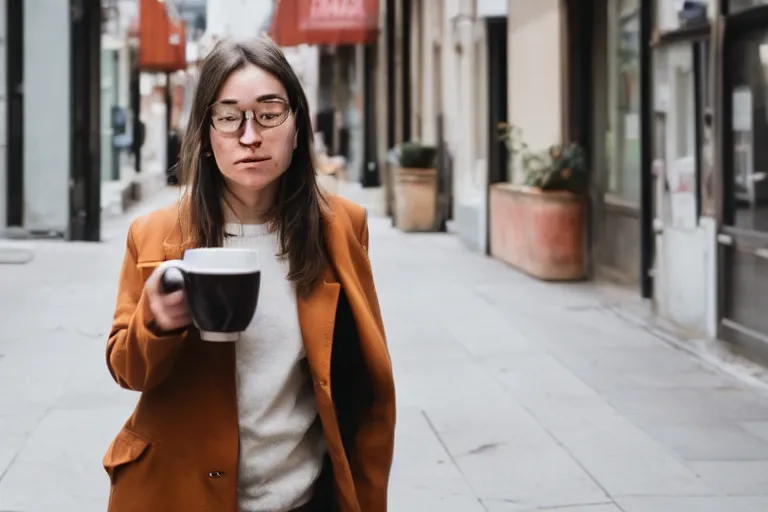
xmin=224 ymin=223 xmax=326 ymax=512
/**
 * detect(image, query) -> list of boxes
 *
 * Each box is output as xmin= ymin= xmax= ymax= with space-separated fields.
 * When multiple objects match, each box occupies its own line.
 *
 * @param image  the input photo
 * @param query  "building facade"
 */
xmin=402 ymin=0 xmax=750 ymax=353
xmin=1 ymin=0 xmax=102 ymax=241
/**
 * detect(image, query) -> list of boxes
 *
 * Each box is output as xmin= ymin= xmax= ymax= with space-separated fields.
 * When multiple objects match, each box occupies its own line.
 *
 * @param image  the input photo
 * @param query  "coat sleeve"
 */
xmin=348 ymin=209 xmax=396 ymax=512
xmin=106 ymin=221 xmax=188 ymax=392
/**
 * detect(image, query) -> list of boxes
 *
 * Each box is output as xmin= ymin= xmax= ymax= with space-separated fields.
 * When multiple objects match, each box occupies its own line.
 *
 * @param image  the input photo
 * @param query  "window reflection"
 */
xmin=729 ymin=30 xmax=768 ymax=232
xmin=606 ymin=0 xmax=642 ymax=204
xmin=653 ymin=43 xmax=700 ymax=229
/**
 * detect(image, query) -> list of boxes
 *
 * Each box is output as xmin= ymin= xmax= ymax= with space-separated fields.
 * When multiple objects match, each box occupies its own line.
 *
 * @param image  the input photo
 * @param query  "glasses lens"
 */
xmin=211 ymin=102 xmax=291 ymax=132
xmin=211 ymin=105 xmax=243 ymax=133
xmin=255 ymin=102 xmax=290 ymax=128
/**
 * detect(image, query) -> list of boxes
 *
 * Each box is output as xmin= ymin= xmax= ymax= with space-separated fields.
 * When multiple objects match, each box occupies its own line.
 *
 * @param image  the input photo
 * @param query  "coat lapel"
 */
xmin=298 ymin=210 xmax=342 ymax=386
xmin=162 ymin=220 xmax=189 ymax=261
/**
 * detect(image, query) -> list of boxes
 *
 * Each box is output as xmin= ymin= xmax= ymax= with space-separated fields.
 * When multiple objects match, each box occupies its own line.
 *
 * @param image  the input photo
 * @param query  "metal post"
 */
xmin=639 ymin=0 xmax=654 ymax=299
xmin=165 ymin=71 xmax=177 ymax=184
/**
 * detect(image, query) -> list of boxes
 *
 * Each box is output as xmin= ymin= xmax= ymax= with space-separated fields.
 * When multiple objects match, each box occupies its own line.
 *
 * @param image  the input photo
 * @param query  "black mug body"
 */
xmin=183 ymin=269 xmax=261 ymax=336
xmin=156 ymin=248 xmax=261 ymax=342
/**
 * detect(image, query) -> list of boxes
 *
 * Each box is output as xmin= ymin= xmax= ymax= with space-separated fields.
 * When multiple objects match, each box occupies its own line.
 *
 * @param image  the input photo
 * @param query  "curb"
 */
xmin=608 ymin=303 xmax=768 ymax=396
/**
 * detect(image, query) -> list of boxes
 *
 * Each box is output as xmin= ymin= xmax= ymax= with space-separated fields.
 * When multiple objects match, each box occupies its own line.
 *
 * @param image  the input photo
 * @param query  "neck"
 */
xmin=222 ymin=183 xmax=277 ymax=224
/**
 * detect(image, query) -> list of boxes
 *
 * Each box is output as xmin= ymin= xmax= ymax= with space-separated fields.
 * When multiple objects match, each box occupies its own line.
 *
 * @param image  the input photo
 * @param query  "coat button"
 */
xmin=209 ymin=471 xmax=223 ymax=478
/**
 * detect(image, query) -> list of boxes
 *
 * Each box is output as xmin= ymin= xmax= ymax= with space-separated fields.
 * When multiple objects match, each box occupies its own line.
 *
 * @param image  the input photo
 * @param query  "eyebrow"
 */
xmin=218 ymin=94 xmax=288 ymax=105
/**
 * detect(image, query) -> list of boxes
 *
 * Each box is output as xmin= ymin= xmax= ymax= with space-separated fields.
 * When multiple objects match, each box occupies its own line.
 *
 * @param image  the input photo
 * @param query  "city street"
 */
xmin=3 ymin=186 xmax=768 ymax=512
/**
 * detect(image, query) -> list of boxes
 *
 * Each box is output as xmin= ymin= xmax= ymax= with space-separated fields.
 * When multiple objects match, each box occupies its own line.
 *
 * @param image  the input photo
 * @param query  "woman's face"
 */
xmin=208 ymin=64 xmax=297 ymax=197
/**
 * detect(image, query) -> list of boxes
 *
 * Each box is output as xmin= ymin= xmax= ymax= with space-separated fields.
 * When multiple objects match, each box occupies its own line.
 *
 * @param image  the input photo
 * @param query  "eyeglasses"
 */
xmin=210 ymin=101 xmax=293 ymax=134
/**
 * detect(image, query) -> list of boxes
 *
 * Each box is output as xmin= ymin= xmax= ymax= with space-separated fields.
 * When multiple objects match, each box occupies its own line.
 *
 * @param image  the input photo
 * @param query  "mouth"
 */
xmin=236 ymin=156 xmax=271 ymax=165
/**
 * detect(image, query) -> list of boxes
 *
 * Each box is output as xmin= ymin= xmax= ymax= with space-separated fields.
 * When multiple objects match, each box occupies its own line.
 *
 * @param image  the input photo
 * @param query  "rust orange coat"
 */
xmin=103 ymin=196 xmax=396 ymax=511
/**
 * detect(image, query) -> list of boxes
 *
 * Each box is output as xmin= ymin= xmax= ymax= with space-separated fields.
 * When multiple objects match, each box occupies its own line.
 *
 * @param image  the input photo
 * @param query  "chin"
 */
xmin=229 ymin=170 xmax=280 ymax=192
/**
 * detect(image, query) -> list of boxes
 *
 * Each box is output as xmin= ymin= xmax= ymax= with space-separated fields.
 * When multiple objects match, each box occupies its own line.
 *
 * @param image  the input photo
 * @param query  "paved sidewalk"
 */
xmin=2 ymin=186 xmax=768 ymax=511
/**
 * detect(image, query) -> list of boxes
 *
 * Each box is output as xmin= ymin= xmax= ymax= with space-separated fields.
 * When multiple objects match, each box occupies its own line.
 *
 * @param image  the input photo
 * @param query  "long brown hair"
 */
xmin=178 ymin=37 xmax=328 ymax=298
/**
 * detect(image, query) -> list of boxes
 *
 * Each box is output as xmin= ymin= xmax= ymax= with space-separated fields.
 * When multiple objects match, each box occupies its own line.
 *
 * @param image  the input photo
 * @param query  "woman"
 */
xmin=104 ymin=37 xmax=396 ymax=512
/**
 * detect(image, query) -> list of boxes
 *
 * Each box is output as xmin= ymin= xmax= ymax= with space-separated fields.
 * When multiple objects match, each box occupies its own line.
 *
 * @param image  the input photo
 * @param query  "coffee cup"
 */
xmin=155 ymin=248 xmax=261 ymax=342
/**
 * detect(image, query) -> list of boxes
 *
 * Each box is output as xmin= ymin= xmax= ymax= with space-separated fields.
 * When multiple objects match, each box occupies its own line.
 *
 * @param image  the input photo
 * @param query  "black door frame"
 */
xmin=6 ymin=0 xmax=23 ymax=228
xmin=485 ymin=16 xmax=507 ymax=255
xmin=639 ymin=0 xmax=654 ymax=299
xmin=69 ymin=0 xmax=101 ymax=241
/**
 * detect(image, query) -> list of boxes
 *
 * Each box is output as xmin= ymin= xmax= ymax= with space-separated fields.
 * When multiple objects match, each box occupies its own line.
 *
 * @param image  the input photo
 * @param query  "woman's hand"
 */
xmin=145 ymin=267 xmax=192 ymax=333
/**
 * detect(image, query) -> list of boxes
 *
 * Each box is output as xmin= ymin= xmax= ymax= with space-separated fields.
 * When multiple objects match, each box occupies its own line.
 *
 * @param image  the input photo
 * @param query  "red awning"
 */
xmin=138 ymin=0 xmax=187 ymax=72
xmin=270 ymin=0 xmax=379 ymax=47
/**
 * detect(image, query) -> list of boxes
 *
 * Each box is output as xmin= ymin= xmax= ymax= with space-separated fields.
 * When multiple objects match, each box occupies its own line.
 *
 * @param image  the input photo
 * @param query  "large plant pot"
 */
xmin=490 ymin=183 xmax=587 ymax=281
xmin=393 ymin=166 xmax=438 ymax=232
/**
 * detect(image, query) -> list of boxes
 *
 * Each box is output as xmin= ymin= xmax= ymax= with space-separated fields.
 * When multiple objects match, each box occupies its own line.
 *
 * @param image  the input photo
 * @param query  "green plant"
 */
xmin=498 ymin=124 xmax=588 ymax=194
xmin=398 ymin=141 xmax=438 ymax=169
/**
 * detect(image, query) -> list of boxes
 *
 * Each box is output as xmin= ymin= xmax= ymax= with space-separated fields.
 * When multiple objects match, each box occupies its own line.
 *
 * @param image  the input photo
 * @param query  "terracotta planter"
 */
xmin=490 ymin=183 xmax=587 ymax=281
xmin=393 ymin=166 xmax=438 ymax=232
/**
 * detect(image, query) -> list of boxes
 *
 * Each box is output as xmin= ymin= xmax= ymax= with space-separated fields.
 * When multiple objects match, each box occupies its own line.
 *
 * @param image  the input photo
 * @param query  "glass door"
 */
xmin=720 ymin=24 xmax=768 ymax=360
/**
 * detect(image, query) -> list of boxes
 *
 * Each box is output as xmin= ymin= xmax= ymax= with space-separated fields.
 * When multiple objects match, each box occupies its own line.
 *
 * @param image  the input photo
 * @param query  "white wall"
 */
xmin=206 ymin=0 xmax=273 ymax=40
xmin=24 ymin=0 xmax=70 ymax=234
xmin=414 ymin=0 xmax=439 ymax=145
xmin=478 ymin=0 xmax=507 ymax=16
xmin=655 ymin=219 xmax=717 ymax=336
xmin=507 ymin=0 xmax=563 ymax=182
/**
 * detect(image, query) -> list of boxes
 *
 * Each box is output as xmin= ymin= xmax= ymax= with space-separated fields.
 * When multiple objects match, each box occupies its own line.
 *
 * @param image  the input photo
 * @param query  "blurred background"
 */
xmin=5 ymin=1 xmax=768 ymax=510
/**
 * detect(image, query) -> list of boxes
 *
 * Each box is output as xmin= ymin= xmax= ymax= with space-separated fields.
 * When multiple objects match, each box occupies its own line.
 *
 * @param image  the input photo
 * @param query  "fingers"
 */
xmin=149 ymin=293 xmax=191 ymax=331
xmin=145 ymin=267 xmax=191 ymax=332
xmin=159 ymin=291 xmax=187 ymax=317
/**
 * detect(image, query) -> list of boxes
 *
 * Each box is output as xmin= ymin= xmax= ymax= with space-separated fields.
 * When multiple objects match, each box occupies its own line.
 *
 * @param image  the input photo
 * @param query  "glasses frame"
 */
xmin=209 ymin=101 xmax=295 ymax=134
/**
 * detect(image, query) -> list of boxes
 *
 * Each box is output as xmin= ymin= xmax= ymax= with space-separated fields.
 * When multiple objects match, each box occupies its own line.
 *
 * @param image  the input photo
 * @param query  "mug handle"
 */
xmin=155 ymin=259 xmax=186 ymax=295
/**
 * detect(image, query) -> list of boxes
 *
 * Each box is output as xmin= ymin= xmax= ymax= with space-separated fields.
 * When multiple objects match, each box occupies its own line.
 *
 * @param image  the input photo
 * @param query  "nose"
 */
xmin=239 ymin=116 xmax=263 ymax=146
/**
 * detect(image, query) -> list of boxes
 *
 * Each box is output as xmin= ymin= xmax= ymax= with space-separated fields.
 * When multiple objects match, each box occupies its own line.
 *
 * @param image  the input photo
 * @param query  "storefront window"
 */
xmin=606 ymin=0 xmax=642 ymax=204
xmin=653 ymin=43 xmax=701 ymax=228
xmin=730 ymin=0 xmax=768 ymax=13
xmin=727 ymin=28 xmax=768 ymax=232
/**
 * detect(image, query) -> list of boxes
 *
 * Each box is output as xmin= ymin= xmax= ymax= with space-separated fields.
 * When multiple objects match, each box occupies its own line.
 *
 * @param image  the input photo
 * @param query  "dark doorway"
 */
xmin=6 ymin=0 xmax=23 ymax=227
xmin=385 ymin=0 xmax=396 ymax=150
xmin=69 ymin=0 xmax=102 ymax=241
xmin=485 ymin=17 xmax=508 ymax=255
xmin=400 ymin=0 xmax=411 ymax=143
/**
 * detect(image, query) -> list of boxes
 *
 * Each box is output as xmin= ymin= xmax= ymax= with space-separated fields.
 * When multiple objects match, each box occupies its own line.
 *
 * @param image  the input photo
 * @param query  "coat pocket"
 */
xmin=103 ymin=428 xmax=151 ymax=484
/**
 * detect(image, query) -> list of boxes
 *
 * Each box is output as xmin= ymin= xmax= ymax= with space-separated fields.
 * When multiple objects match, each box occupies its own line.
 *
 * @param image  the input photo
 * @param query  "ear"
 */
xmin=293 ymin=130 xmax=298 ymax=150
